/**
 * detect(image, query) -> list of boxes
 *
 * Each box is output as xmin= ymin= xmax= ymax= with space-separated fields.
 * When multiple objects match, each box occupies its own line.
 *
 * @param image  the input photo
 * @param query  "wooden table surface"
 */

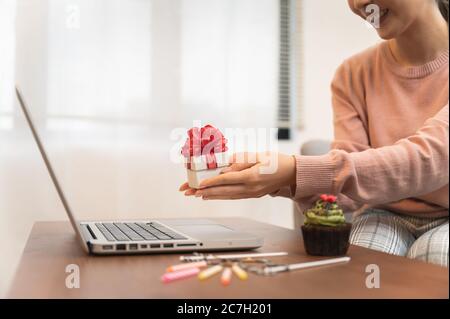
xmin=7 ymin=219 xmax=449 ymax=299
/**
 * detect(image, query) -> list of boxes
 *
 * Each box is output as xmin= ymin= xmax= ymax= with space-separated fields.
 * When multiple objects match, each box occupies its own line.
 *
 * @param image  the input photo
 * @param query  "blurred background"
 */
xmin=0 ymin=0 xmax=379 ymax=296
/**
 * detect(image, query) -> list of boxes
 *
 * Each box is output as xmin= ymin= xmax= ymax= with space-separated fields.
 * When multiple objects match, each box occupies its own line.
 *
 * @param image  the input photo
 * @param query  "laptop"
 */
xmin=15 ymin=87 xmax=263 ymax=255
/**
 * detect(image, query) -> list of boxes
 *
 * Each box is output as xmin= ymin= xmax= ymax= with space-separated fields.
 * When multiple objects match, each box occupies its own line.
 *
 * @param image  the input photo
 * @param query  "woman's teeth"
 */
xmin=363 ymin=7 xmax=388 ymax=19
xmin=380 ymin=9 xmax=389 ymax=18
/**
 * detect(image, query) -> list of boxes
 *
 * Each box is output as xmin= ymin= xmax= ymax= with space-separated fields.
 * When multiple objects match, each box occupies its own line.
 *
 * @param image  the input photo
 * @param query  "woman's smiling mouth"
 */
xmin=363 ymin=6 xmax=390 ymax=27
xmin=379 ymin=8 xmax=390 ymax=25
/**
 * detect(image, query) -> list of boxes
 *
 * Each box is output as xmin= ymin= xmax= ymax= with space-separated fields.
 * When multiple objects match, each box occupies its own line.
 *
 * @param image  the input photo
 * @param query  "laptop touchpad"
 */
xmin=175 ymin=224 xmax=239 ymax=240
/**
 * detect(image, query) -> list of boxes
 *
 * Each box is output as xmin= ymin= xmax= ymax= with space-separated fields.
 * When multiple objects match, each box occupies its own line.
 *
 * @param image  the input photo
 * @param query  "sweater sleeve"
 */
xmin=330 ymin=61 xmax=371 ymax=153
xmin=327 ymin=61 xmax=371 ymax=211
xmin=272 ymin=61 xmax=371 ymax=212
xmin=293 ymin=104 xmax=449 ymax=206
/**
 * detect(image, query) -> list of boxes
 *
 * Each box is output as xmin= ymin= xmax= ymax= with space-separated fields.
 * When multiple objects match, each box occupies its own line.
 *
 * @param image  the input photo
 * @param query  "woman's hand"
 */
xmin=179 ymin=152 xmax=296 ymax=200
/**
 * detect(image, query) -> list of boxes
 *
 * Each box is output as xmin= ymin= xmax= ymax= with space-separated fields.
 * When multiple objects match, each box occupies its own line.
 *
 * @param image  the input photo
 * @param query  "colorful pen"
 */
xmin=161 ymin=267 xmax=200 ymax=283
xmin=231 ymin=263 xmax=248 ymax=280
xmin=220 ymin=267 xmax=232 ymax=286
xmin=198 ymin=265 xmax=223 ymax=280
xmin=166 ymin=261 xmax=208 ymax=272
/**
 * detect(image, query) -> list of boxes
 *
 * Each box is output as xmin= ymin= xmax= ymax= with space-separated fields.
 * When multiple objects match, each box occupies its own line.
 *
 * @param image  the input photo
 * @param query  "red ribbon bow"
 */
xmin=181 ymin=125 xmax=228 ymax=169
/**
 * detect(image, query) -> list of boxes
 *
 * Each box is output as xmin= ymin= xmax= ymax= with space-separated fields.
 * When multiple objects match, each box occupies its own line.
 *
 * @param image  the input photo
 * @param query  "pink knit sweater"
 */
xmin=279 ymin=41 xmax=449 ymax=218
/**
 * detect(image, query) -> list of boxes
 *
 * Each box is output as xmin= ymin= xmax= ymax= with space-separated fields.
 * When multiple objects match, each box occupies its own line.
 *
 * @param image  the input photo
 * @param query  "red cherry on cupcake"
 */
xmin=320 ymin=194 xmax=337 ymax=203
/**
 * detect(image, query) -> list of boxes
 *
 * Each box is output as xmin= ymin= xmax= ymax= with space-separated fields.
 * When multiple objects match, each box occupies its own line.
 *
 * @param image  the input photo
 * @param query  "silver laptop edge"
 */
xmin=15 ymin=86 xmax=263 ymax=255
xmin=15 ymin=87 xmax=90 ymax=253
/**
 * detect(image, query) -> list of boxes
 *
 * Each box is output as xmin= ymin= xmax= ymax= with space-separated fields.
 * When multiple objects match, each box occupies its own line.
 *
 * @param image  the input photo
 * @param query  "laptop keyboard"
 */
xmin=95 ymin=222 xmax=187 ymax=242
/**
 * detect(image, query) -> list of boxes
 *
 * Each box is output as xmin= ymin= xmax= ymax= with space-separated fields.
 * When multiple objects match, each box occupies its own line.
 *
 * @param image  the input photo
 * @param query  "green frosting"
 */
xmin=304 ymin=199 xmax=346 ymax=227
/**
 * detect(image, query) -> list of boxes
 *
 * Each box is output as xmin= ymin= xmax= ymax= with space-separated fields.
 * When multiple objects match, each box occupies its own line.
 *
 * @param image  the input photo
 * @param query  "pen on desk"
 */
xmin=166 ymin=261 xmax=208 ymax=272
xmin=220 ymin=267 xmax=232 ymax=286
xmin=231 ymin=263 xmax=248 ymax=280
xmin=198 ymin=265 xmax=223 ymax=280
xmin=263 ymin=256 xmax=351 ymax=275
xmin=161 ymin=267 xmax=200 ymax=283
xmin=180 ymin=251 xmax=288 ymax=262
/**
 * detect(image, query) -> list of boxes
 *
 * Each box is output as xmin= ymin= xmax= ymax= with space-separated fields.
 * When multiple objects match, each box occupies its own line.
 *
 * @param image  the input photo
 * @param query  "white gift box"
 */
xmin=184 ymin=152 xmax=229 ymax=189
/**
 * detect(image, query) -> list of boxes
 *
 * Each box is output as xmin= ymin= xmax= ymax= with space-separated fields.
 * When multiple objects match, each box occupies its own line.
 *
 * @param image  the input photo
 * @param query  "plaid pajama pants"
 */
xmin=350 ymin=209 xmax=449 ymax=267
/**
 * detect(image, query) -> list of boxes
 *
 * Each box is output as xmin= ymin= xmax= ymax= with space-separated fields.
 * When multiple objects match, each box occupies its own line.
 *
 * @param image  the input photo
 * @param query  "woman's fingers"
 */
xmin=180 ymin=182 xmax=198 ymax=196
xmin=221 ymin=152 xmax=257 ymax=173
xmin=199 ymin=170 xmax=250 ymax=188
xmin=195 ymin=184 xmax=248 ymax=198
xmin=221 ymin=162 xmax=255 ymax=174
xmin=202 ymin=194 xmax=248 ymax=200
xmin=184 ymin=188 xmax=197 ymax=196
xmin=229 ymin=152 xmax=259 ymax=165
xmin=179 ymin=182 xmax=190 ymax=191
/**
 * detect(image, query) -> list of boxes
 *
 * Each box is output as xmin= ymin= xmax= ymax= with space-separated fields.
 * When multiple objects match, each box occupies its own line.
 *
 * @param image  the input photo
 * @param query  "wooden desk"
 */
xmin=8 ymin=219 xmax=449 ymax=298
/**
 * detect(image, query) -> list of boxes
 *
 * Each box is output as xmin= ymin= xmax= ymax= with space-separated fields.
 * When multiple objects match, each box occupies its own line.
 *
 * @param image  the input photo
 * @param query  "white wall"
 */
xmin=296 ymin=0 xmax=380 ymax=144
xmin=0 ymin=0 xmax=284 ymax=298
xmin=0 ymin=0 xmax=380 ymax=297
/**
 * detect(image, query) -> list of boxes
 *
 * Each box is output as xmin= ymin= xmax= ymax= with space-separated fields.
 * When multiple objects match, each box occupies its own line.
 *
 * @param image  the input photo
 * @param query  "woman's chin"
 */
xmin=376 ymin=30 xmax=395 ymax=40
xmin=374 ymin=19 xmax=405 ymax=40
xmin=375 ymin=26 xmax=398 ymax=40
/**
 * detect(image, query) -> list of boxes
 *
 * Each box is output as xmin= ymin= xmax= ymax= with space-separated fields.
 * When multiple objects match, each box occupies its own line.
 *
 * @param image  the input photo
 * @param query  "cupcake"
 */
xmin=301 ymin=194 xmax=351 ymax=256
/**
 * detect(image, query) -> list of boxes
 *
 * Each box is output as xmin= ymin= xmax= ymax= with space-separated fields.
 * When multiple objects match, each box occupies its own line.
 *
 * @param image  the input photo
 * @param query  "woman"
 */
xmin=180 ymin=0 xmax=449 ymax=267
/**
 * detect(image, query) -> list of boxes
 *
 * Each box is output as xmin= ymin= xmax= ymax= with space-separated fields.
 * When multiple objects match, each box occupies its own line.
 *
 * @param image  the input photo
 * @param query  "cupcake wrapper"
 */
xmin=301 ymin=223 xmax=352 ymax=256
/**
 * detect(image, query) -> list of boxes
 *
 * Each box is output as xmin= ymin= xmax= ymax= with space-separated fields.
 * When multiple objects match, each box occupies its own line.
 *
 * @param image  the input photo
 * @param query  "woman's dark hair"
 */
xmin=437 ymin=0 xmax=449 ymax=24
